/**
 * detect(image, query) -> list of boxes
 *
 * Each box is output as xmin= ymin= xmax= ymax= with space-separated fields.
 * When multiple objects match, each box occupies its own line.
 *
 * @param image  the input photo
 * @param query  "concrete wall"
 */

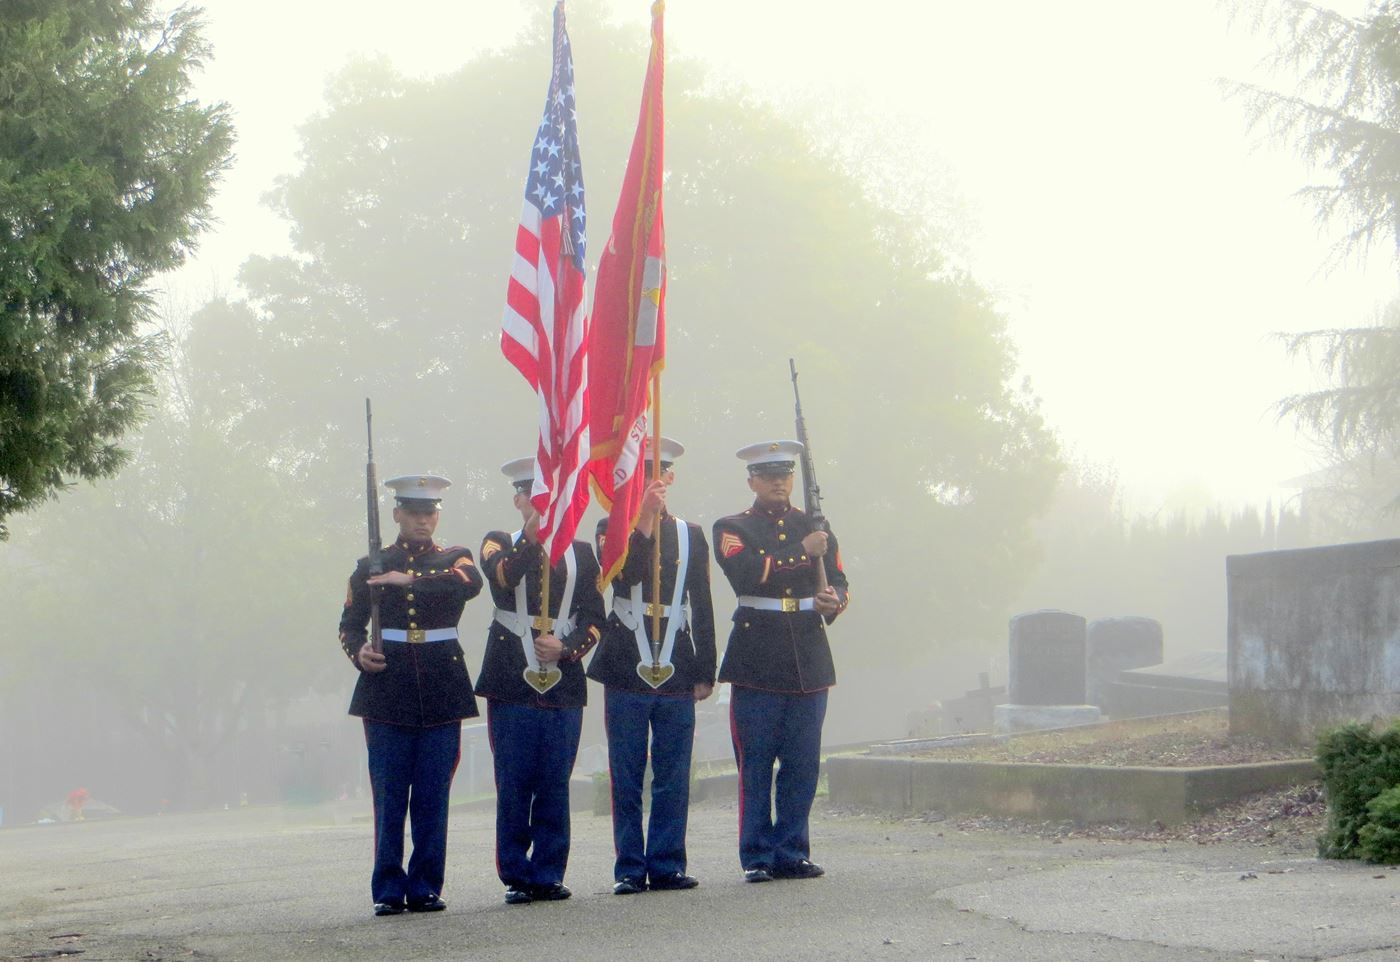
xmin=827 ymin=756 xmax=1319 ymax=825
xmin=1227 ymin=539 xmax=1400 ymax=745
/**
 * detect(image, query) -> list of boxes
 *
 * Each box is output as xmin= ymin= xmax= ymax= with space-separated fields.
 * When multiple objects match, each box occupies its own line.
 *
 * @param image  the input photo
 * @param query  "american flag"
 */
xmin=502 ymin=1 xmax=591 ymax=564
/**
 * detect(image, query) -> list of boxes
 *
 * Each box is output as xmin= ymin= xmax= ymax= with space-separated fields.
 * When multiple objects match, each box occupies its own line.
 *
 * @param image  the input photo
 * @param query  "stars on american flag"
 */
xmin=523 ymin=34 xmax=586 ymax=269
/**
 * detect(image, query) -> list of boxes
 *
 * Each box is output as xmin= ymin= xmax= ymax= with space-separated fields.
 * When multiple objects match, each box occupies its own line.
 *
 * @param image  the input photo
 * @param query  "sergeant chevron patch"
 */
xmin=720 ymin=532 xmax=745 ymax=558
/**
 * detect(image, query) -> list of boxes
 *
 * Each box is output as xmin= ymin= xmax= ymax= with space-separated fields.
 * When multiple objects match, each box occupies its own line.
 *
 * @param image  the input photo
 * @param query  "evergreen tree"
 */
xmin=1228 ymin=1 xmax=1400 ymax=521
xmin=0 ymin=0 xmax=234 ymax=538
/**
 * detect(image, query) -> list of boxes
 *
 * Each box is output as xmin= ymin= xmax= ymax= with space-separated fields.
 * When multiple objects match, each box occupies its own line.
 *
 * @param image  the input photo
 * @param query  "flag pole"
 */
xmin=539 ymin=546 xmax=553 ymax=686
xmin=649 ymin=374 xmax=663 ymax=671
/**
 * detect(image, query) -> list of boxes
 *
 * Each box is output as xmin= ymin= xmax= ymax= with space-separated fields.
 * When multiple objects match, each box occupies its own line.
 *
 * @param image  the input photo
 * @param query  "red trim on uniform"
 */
xmin=363 ymin=720 xmax=379 ymax=870
xmin=603 ymin=690 xmax=619 ymax=860
xmin=486 ymin=703 xmax=505 ymax=881
xmin=730 ymin=695 xmax=746 ymax=848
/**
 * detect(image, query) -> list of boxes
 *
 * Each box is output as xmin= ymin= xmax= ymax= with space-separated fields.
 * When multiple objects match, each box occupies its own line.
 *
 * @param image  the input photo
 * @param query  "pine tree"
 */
xmin=0 ymin=1 xmax=234 ymax=538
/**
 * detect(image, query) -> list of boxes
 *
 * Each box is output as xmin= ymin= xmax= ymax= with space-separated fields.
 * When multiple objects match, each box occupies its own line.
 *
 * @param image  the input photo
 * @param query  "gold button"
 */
xmin=409 ymin=622 xmax=418 ymax=629
xmin=743 ymin=622 xmax=750 ymax=628
xmin=408 ymin=608 xmax=417 ymax=615
xmin=785 ymin=588 xmax=793 ymax=596
xmin=777 ymin=519 xmax=785 ymax=526
xmin=778 ymin=533 xmax=787 ymax=541
xmin=406 ymin=594 xmax=415 ymax=601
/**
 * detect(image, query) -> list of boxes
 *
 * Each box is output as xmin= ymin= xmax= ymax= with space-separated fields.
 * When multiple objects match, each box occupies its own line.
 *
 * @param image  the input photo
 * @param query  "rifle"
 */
xmin=788 ymin=359 xmax=829 ymax=592
xmin=365 ymin=398 xmax=384 ymax=654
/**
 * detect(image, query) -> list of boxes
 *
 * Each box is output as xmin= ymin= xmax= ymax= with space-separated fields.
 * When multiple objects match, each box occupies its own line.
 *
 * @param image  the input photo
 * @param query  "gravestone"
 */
xmin=1009 ymin=609 xmax=1088 ymax=705
xmin=996 ymin=610 xmax=1101 ymax=733
xmin=1086 ymin=616 xmax=1164 ymax=709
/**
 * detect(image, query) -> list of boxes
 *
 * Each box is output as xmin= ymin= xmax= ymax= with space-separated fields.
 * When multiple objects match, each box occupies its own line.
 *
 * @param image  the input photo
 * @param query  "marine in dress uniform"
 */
xmin=338 ymin=475 xmax=484 ymax=916
xmin=587 ymin=437 xmax=717 ymax=895
xmin=712 ymin=441 xmax=850 ymax=883
xmin=475 ymin=457 xmax=607 ymax=905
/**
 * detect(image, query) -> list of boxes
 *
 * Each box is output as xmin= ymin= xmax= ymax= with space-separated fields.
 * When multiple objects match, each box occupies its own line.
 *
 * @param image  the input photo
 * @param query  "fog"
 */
xmin=2 ymin=0 xmax=1395 ymax=823
xmin=171 ymin=0 xmax=1399 ymax=509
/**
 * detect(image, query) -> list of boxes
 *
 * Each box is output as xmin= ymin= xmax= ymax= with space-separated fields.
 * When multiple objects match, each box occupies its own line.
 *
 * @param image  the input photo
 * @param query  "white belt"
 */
xmin=381 ymin=627 xmax=458 ymax=643
xmin=612 ymin=598 xmax=691 ymax=632
xmin=737 ymin=595 xmax=816 ymax=613
xmin=494 ymin=608 xmax=576 ymax=638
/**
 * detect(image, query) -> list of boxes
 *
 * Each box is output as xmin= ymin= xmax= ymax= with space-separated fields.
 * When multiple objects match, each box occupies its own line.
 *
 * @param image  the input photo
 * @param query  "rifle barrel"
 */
xmin=365 ymin=398 xmax=384 ymax=653
xmin=788 ymin=361 xmax=829 ymax=592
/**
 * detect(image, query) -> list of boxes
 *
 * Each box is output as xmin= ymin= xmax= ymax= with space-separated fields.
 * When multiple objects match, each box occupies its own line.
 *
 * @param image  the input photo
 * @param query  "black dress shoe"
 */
xmin=407 ymin=895 xmax=447 ymax=912
xmin=743 ymin=868 xmax=773 ymax=883
xmin=612 ymin=877 xmax=647 ymax=895
xmin=503 ymin=886 xmax=533 ymax=905
xmin=529 ymin=882 xmax=572 ymax=901
xmin=373 ymin=901 xmax=405 ymax=916
xmin=772 ymin=859 xmax=825 ymax=880
xmin=648 ymin=872 xmax=699 ymax=891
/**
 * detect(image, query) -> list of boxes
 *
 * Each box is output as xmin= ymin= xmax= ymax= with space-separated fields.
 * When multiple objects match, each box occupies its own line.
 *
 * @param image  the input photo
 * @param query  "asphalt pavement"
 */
xmin=2 ymin=798 xmax=1397 ymax=962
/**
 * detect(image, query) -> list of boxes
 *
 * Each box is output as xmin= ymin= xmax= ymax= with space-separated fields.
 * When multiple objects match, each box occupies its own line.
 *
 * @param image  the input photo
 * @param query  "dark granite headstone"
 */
xmin=1008 ymin=609 xmax=1087 ymax=705
xmin=1086 ymin=616 xmax=1164 ymax=708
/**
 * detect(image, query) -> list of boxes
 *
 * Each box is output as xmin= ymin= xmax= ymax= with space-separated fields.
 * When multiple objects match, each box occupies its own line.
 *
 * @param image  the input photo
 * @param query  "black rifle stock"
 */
xmin=365 ymin=398 xmax=384 ymax=654
xmin=788 ymin=359 xmax=829 ymax=592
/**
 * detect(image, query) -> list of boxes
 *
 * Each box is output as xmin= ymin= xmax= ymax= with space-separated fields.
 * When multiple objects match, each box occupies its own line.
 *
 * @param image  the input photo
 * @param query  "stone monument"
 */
xmin=1228 ymin=539 xmax=1400 ymax=744
xmin=994 ymin=609 xmax=1102 ymax=733
xmin=1086 ymin=616 xmax=1164 ymax=709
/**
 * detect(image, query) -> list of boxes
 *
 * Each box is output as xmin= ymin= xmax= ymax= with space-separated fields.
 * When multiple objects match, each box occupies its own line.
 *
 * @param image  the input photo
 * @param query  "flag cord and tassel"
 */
xmin=649 ymin=375 xmax=663 ymax=674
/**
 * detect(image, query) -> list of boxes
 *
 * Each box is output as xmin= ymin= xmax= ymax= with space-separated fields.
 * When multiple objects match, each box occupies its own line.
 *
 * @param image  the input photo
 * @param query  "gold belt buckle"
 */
xmin=644 ymin=602 xmax=667 ymax=618
xmin=780 ymin=598 xmax=798 ymax=613
xmin=406 ymin=629 xmax=427 ymax=644
xmin=532 ymin=616 xmax=554 ymax=633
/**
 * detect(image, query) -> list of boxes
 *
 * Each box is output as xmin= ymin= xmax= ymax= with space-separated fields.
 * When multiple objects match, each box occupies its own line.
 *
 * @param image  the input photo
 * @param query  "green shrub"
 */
xmin=1357 ymin=785 xmax=1400 ymax=864
xmin=1315 ymin=720 xmax=1400 ymax=860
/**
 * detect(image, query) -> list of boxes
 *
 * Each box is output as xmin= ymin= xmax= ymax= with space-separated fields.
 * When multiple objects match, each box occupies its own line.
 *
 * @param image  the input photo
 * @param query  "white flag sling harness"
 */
xmin=492 ymin=530 xmax=577 ymax=693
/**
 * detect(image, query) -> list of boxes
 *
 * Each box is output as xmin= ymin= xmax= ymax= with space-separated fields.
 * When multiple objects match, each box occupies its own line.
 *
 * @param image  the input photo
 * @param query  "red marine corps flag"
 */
xmin=588 ymin=0 xmax=667 ymax=589
xmin=502 ymin=1 xmax=592 ymax=563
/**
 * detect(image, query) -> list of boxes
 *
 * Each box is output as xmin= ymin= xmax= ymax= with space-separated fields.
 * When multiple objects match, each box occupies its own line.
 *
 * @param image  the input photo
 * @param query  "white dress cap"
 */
xmin=735 ymin=439 xmax=804 ymax=469
xmin=652 ymin=435 xmax=685 ymax=465
xmin=500 ymin=457 xmax=536 ymax=487
xmin=384 ymin=474 xmax=451 ymax=503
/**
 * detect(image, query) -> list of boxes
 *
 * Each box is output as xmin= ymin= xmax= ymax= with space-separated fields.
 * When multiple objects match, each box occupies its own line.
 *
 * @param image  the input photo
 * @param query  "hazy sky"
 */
xmin=169 ymin=0 xmax=1399 ymax=514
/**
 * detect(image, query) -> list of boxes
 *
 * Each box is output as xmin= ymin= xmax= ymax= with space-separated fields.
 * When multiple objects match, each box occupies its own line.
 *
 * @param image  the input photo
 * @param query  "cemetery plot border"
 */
xmin=826 ymin=754 xmax=1318 ymax=826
